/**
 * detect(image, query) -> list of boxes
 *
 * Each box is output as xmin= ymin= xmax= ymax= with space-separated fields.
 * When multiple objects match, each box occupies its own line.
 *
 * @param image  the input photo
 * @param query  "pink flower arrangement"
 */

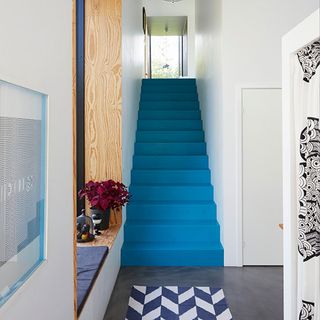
xmin=78 ymin=180 xmax=130 ymax=211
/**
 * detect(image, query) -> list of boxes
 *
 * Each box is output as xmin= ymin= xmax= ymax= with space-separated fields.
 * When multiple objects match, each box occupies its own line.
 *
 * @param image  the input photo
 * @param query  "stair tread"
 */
xmin=140 ymin=98 xmax=198 ymax=100
xmin=138 ymin=119 xmax=202 ymax=122
xmin=130 ymin=182 xmax=212 ymax=185
xmin=142 ymin=80 xmax=196 ymax=85
xmin=140 ymin=100 xmax=198 ymax=102
xmin=134 ymin=154 xmax=207 ymax=157
xmin=137 ymin=130 xmax=203 ymax=132
xmin=142 ymin=98 xmax=198 ymax=102
xmin=135 ymin=142 xmax=205 ymax=144
xmin=132 ymin=169 xmax=210 ymax=172
xmin=140 ymin=106 xmax=200 ymax=108
xmin=142 ymin=92 xmax=197 ymax=94
xmin=140 ymin=101 xmax=199 ymax=103
xmin=140 ymin=105 xmax=199 ymax=110
xmin=143 ymin=78 xmax=196 ymax=79
xmin=137 ymin=128 xmax=202 ymax=133
xmin=139 ymin=110 xmax=200 ymax=112
xmin=131 ymin=183 xmax=210 ymax=186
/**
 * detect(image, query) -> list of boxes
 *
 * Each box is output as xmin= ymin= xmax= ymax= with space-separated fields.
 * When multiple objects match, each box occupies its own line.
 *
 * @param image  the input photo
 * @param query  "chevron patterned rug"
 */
xmin=125 ymin=286 xmax=233 ymax=320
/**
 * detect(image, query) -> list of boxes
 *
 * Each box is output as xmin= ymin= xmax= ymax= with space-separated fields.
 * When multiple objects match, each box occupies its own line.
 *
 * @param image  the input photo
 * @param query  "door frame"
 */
xmin=235 ymin=84 xmax=281 ymax=267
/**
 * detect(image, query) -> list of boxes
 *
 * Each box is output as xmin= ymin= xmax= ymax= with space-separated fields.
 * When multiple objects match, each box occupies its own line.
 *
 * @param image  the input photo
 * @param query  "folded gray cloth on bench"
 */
xmin=77 ymin=246 xmax=109 ymax=315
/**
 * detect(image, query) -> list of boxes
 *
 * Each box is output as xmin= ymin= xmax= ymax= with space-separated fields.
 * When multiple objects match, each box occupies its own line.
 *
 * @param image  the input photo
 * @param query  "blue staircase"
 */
xmin=121 ymin=78 xmax=224 ymax=266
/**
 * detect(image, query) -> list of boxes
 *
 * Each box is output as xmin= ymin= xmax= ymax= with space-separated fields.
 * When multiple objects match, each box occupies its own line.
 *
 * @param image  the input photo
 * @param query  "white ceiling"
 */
xmin=147 ymin=16 xmax=188 ymax=36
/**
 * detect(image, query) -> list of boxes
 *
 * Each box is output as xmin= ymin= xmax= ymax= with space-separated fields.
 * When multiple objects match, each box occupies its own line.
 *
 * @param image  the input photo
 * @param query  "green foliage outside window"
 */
xmin=151 ymin=36 xmax=180 ymax=78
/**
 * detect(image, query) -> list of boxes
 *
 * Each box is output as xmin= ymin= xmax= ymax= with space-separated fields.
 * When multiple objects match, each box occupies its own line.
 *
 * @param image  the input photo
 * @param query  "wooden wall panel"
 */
xmin=85 ymin=0 xmax=122 ymax=225
xmin=86 ymin=0 xmax=121 ymax=17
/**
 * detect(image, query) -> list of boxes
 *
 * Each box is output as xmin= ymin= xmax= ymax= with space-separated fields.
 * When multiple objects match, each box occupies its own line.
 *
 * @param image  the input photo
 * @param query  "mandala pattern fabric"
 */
xmin=300 ymin=300 xmax=315 ymax=320
xmin=297 ymin=39 xmax=320 ymax=83
xmin=298 ymin=117 xmax=320 ymax=262
xmin=126 ymin=286 xmax=232 ymax=320
xmin=294 ymin=39 xmax=320 ymax=320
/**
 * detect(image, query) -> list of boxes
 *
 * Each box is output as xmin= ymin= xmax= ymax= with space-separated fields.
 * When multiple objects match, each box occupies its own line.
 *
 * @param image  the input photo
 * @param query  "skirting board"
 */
xmin=78 ymin=228 xmax=123 ymax=320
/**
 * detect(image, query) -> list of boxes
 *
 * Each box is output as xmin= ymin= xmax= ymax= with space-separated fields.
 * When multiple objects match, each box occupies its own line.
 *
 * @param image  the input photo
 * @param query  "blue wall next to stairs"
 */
xmin=121 ymin=78 xmax=224 ymax=266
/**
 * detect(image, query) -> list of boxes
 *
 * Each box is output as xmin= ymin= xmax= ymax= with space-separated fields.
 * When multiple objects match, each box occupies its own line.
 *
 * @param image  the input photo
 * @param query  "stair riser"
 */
xmin=141 ymin=93 xmax=198 ymax=102
xmin=140 ymin=101 xmax=200 ymax=110
xmin=142 ymin=86 xmax=198 ymax=94
xmin=126 ymin=204 xmax=217 ymax=221
xmin=129 ymin=186 xmax=214 ymax=201
xmin=131 ymin=170 xmax=211 ymax=184
xmin=136 ymin=131 xmax=205 ymax=143
xmin=135 ymin=143 xmax=206 ymax=155
xmin=124 ymin=224 xmax=220 ymax=242
xmin=133 ymin=156 xmax=209 ymax=169
xmin=138 ymin=120 xmax=202 ymax=131
xmin=122 ymin=249 xmax=224 ymax=266
xmin=139 ymin=111 xmax=201 ymax=120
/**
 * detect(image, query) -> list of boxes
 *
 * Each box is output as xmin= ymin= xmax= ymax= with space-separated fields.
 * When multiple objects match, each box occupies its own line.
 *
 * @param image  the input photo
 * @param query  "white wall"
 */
xmin=121 ymin=0 xmax=145 ymax=267
xmin=0 ymin=0 xmax=73 ymax=319
xmin=122 ymin=0 xmax=145 ymax=230
xmin=122 ymin=0 xmax=145 ymax=189
xmin=145 ymin=0 xmax=196 ymax=77
xmin=195 ymin=0 xmax=224 ymax=251
xmin=196 ymin=0 xmax=319 ymax=266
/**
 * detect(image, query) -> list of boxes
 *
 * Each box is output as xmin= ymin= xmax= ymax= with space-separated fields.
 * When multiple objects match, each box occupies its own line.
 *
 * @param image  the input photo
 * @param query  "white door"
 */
xmin=242 ymin=88 xmax=283 ymax=265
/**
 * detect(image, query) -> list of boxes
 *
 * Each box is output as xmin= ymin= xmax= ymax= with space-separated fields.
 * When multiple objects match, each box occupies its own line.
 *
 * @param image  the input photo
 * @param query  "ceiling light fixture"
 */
xmin=163 ymin=0 xmax=183 ymax=3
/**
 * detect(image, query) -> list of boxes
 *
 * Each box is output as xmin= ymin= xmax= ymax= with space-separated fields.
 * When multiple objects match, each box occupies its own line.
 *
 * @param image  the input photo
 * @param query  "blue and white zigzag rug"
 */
xmin=126 ymin=286 xmax=233 ymax=320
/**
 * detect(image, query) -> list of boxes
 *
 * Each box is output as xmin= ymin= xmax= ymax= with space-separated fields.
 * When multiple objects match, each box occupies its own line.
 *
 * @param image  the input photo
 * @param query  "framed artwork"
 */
xmin=0 ymin=80 xmax=47 ymax=307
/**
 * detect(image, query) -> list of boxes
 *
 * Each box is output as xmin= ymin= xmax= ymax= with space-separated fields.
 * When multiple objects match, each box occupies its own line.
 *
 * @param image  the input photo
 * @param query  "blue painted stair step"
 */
xmin=139 ymin=110 xmax=201 ymax=120
xmin=133 ymin=155 xmax=209 ymax=169
xmin=142 ymin=85 xmax=198 ymax=93
xmin=124 ymin=220 xmax=221 ymax=243
xmin=141 ymin=92 xmax=198 ymax=101
xmin=138 ymin=119 xmax=203 ymax=131
xmin=131 ymin=169 xmax=211 ymax=184
xmin=126 ymin=201 xmax=217 ymax=221
xmin=122 ymin=78 xmax=224 ymax=266
xmin=136 ymin=131 xmax=205 ymax=142
xmin=140 ymin=101 xmax=200 ymax=110
xmin=135 ymin=142 xmax=206 ymax=155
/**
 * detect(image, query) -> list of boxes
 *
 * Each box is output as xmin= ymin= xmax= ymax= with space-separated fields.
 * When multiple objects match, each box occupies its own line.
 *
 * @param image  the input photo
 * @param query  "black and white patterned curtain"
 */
xmin=295 ymin=38 xmax=320 ymax=320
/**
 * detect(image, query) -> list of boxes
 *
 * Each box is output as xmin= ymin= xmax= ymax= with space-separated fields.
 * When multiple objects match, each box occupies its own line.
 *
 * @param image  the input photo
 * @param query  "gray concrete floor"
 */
xmin=104 ymin=266 xmax=283 ymax=320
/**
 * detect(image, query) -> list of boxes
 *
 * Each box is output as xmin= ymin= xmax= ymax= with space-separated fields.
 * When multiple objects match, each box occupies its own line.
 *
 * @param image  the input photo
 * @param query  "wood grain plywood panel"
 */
xmin=86 ymin=0 xmax=121 ymax=17
xmin=77 ymin=225 xmax=121 ymax=249
xmin=85 ymin=0 xmax=122 ymax=226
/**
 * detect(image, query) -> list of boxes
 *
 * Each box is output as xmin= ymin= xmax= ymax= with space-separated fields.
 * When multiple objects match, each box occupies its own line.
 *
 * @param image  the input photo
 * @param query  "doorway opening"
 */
xmin=151 ymin=36 xmax=181 ymax=78
xmin=147 ymin=16 xmax=188 ymax=79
